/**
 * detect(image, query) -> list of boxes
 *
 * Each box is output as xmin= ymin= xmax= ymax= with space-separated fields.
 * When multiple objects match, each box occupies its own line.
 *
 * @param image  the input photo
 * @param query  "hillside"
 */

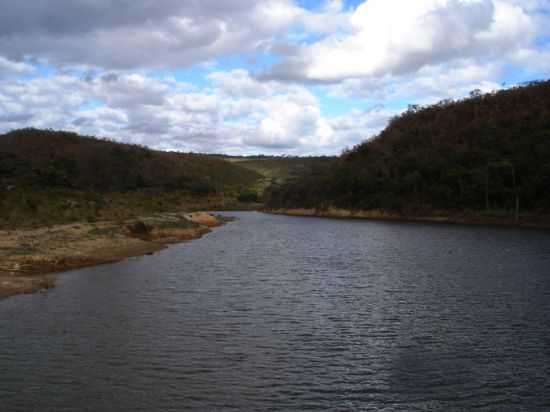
xmin=0 ymin=128 xmax=260 ymax=194
xmin=0 ymin=128 xmax=262 ymax=228
xmin=266 ymin=80 xmax=550 ymax=223
xmin=224 ymin=155 xmax=335 ymax=197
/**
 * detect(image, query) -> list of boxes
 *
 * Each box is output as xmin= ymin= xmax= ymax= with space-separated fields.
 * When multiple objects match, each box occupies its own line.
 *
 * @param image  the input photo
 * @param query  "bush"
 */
xmin=238 ymin=190 xmax=259 ymax=203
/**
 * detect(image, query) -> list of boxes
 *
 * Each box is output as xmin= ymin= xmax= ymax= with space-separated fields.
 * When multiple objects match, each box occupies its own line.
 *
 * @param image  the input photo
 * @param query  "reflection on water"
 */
xmin=1 ymin=212 xmax=550 ymax=411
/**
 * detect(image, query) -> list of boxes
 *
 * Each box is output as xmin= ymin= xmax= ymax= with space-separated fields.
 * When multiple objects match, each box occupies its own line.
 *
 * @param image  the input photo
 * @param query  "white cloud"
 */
xmin=297 ymin=0 xmax=351 ymax=34
xmin=328 ymin=60 xmax=502 ymax=104
xmin=244 ymin=93 xmax=334 ymax=149
xmin=208 ymin=69 xmax=275 ymax=98
xmin=0 ymin=56 xmax=34 ymax=78
xmin=265 ymin=0 xmax=537 ymax=82
xmin=328 ymin=106 xmax=398 ymax=152
xmin=508 ymin=46 xmax=550 ymax=74
xmin=0 ymin=69 xmax=389 ymax=155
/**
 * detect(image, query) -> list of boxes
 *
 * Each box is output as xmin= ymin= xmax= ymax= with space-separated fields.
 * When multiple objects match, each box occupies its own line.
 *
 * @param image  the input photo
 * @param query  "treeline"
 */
xmin=266 ymin=80 xmax=550 ymax=216
xmin=0 ymin=128 xmax=260 ymax=195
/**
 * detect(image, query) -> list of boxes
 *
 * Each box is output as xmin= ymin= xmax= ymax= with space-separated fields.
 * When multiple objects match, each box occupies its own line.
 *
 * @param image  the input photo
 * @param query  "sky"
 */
xmin=0 ymin=0 xmax=549 ymax=155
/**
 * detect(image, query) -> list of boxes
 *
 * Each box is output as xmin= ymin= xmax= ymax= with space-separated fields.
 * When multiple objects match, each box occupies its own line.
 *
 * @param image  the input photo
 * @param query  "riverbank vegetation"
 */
xmin=265 ymin=80 xmax=550 ymax=225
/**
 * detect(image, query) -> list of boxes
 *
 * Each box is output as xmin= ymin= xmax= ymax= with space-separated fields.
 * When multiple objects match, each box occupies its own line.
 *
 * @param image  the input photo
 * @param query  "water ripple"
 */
xmin=1 ymin=212 xmax=550 ymax=411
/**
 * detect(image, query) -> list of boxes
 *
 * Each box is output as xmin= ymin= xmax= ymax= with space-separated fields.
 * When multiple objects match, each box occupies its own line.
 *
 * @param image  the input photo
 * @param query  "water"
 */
xmin=1 ymin=212 xmax=550 ymax=411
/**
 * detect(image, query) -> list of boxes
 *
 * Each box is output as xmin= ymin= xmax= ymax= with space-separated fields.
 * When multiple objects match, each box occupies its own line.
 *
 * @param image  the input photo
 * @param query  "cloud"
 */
xmin=208 ymin=69 xmax=276 ymax=99
xmin=297 ymin=0 xmax=351 ymax=34
xmin=0 ymin=0 xmax=302 ymax=70
xmin=327 ymin=60 xmax=502 ymax=104
xmin=0 ymin=1 xmax=549 ymax=155
xmin=264 ymin=0 xmax=537 ymax=82
xmin=508 ymin=45 xmax=550 ymax=75
xmin=242 ymin=92 xmax=334 ymax=149
xmin=328 ymin=106 xmax=398 ymax=152
xmin=0 ymin=56 xmax=34 ymax=78
xmin=0 ymin=68 xmax=395 ymax=155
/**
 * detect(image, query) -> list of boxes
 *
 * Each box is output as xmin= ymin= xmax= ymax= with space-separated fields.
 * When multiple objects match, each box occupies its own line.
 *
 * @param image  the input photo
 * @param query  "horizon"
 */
xmin=1 ymin=0 xmax=549 ymax=156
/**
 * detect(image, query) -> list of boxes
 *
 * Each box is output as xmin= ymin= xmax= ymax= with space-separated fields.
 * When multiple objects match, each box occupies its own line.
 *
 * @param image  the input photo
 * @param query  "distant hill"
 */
xmin=0 ymin=128 xmax=261 ymax=195
xmin=223 ymin=155 xmax=336 ymax=196
xmin=266 ymin=80 xmax=550 ymax=218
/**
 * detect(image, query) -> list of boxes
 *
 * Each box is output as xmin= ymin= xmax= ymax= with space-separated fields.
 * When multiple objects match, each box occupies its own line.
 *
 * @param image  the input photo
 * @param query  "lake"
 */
xmin=1 ymin=212 xmax=550 ymax=411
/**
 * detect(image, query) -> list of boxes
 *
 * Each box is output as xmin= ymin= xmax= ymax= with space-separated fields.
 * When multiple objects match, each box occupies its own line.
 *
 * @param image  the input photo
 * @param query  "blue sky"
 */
xmin=0 ymin=0 xmax=549 ymax=155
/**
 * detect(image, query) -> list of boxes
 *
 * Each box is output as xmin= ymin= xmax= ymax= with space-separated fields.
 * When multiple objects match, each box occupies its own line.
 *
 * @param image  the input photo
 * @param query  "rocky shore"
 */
xmin=0 ymin=211 xmax=227 ymax=299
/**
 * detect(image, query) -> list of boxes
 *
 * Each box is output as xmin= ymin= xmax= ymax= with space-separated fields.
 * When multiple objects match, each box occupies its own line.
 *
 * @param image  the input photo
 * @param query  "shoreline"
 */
xmin=266 ymin=208 xmax=550 ymax=230
xmin=0 ymin=211 xmax=228 ymax=299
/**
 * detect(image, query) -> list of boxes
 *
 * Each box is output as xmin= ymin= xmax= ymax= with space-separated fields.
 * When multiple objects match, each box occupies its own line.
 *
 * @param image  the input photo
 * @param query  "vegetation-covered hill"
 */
xmin=0 ymin=128 xmax=262 ymax=228
xmin=266 ymin=80 xmax=550 ymax=220
xmin=0 ymin=128 xmax=260 ymax=194
xmin=224 ymin=155 xmax=335 ymax=197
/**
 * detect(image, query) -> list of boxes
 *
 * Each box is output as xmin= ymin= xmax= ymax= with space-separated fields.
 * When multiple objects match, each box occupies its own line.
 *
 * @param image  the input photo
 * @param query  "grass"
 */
xmin=11 ymin=244 xmax=37 ymax=256
xmin=87 ymin=226 xmax=118 ymax=238
xmin=0 ymin=187 xmax=265 ymax=230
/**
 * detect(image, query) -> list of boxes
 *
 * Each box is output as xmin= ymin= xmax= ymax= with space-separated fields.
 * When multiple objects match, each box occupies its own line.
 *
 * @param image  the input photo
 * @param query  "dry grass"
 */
xmin=0 ymin=188 xmax=249 ymax=230
xmin=0 ymin=211 xmax=227 ymax=299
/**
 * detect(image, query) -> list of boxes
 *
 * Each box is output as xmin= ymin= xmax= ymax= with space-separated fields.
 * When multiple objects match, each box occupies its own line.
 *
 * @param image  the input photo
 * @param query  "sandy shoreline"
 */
xmin=0 ymin=211 xmax=227 ymax=299
xmin=266 ymin=208 xmax=550 ymax=230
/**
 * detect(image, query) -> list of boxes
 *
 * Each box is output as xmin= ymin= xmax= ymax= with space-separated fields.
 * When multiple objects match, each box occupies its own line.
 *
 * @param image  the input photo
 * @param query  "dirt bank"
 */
xmin=0 ymin=211 xmax=227 ymax=299
xmin=267 ymin=208 xmax=550 ymax=230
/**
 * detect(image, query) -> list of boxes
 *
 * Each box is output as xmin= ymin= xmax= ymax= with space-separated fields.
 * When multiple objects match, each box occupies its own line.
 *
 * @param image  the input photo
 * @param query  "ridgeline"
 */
xmin=266 ymin=80 xmax=550 ymax=227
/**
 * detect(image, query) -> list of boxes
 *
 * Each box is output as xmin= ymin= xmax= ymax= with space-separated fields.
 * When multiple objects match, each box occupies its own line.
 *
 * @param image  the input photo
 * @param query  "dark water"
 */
xmin=2 ymin=212 xmax=550 ymax=411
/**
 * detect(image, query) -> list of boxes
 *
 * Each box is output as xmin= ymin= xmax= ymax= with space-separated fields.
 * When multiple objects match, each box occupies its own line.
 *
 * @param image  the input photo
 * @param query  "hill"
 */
xmin=0 ymin=128 xmax=260 ymax=194
xmin=266 ymin=80 xmax=550 ymax=224
xmin=0 ymin=128 xmax=262 ymax=228
xmin=224 ymin=155 xmax=336 ymax=197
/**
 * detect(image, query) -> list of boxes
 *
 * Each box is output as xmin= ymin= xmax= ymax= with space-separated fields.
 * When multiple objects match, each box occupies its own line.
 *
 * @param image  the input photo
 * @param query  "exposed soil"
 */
xmin=0 ymin=211 xmax=226 ymax=299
